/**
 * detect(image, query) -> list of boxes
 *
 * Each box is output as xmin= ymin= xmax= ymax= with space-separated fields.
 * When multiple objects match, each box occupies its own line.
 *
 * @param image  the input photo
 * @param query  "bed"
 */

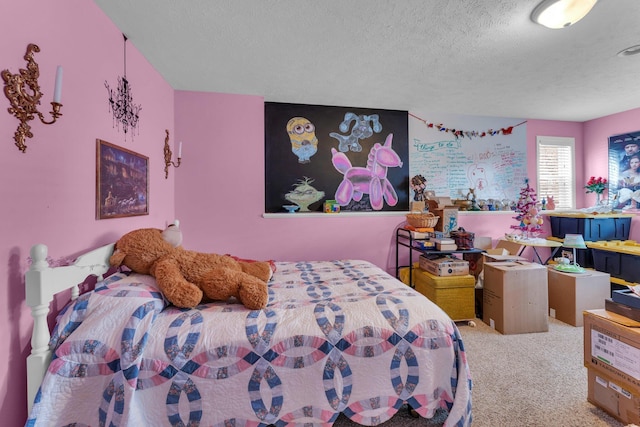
xmin=25 ymin=242 xmax=472 ymax=426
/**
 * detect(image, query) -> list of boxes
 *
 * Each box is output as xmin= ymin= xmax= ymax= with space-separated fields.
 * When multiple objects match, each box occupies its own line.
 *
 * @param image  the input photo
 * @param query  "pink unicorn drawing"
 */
xmin=331 ymin=133 xmax=403 ymax=210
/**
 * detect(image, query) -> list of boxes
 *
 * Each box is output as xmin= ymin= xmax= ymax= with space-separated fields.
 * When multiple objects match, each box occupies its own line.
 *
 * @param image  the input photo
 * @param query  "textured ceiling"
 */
xmin=93 ymin=0 xmax=640 ymax=122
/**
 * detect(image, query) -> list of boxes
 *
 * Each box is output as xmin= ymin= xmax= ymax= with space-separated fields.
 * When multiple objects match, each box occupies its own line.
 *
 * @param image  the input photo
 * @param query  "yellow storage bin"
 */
xmin=587 ymin=240 xmax=640 ymax=256
xmin=399 ymin=265 xmax=476 ymax=321
xmin=587 ymin=240 xmax=640 ymax=284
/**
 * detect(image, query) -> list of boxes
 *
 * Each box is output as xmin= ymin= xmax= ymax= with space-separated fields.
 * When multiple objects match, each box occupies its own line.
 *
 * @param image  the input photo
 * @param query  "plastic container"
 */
xmin=590 ymin=240 xmax=640 ymax=283
xmin=549 ymin=215 xmax=632 ymax=241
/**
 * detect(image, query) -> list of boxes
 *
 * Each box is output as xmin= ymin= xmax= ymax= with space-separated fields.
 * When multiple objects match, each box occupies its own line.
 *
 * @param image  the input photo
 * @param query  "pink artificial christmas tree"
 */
xmin=511 ymin=178 xmax=544 ymax=237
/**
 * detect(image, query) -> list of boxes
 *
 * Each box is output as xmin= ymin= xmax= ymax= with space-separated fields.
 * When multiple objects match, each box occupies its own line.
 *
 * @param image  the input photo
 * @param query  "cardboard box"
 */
xmin=547 ymin=268 xmax=610 ymax=326
xmin=495 ymin=239 xmax=525 ymax=255
xmin=419 ymin=255 xmax=469 ymax=276
xmin=480 ymin=241 xmax=528 ymax=275
xmin=486 ymin=247 xmax=509 ymax=256
xmin=436 ymin=197 xmax=452 ymax=208
xmin=483 ymin=248 xmax=528 ymax=262
xmin=583 ymin=309 xmax=640 ymax=390
xmin=587 ymin=368 xmax=640 ymax=425
xmin=471 ymin=241 xmax=525 ymax=283
xmin=483 ymin=261 xmax=548 ymax=334
xmin=474 ymin=236 xmax=493 ymax=250
xmin=410 ymin=201 xmax=425 ymax=212
xmin=399 ymin=266 xmax=475 ymax=321
xmin=432 ymin=207 xmax=458 ymax=235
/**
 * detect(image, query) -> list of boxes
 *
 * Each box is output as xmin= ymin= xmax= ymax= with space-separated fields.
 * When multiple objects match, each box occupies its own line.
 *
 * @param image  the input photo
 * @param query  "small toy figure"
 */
xmin=546 ymin=195 xmax=555 ymax=211
xmin=466 ymin=187 xmax=481 ymax=211
xmin=411 ymin=174 xmax=427 ymax=201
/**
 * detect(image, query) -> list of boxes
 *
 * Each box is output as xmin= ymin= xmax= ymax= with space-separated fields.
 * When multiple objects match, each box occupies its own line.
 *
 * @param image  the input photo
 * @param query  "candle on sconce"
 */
xmin=53 ymin=66 xmax=63 ymax=103
xmin=178 ymin=141 xmax=182 ymax=158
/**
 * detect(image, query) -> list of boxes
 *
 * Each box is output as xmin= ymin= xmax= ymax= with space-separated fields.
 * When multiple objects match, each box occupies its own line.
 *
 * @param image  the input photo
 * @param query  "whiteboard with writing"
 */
xmin=409 ymin=112 xmax=528 ymax=202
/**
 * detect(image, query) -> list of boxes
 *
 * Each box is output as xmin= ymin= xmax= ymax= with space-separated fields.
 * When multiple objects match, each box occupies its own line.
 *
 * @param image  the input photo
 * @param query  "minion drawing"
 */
xmin=287 ymin=117 xmax=318 ymax=164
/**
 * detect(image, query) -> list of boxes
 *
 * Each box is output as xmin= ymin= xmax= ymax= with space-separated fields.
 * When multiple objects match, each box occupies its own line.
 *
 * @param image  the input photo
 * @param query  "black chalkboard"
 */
xmin=265 ymin=102 xmax=409 ymax=213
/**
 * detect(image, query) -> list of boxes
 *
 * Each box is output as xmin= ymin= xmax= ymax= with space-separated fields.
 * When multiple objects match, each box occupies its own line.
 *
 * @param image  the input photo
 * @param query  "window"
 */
xmin=536 ymin=136 xmax=576 ymax=210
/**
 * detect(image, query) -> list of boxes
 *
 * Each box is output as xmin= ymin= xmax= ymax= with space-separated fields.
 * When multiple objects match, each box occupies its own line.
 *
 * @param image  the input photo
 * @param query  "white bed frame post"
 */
xmin=25 ymin=243 xmax=114 ymax=413
xmin=25 ymin=244 xmax=54 ymax=415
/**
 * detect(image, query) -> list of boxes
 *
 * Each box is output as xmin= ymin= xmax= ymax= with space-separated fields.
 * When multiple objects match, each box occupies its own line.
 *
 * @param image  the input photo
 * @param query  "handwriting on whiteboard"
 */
xmin=409 ymin=116 xmax=527 ymax=202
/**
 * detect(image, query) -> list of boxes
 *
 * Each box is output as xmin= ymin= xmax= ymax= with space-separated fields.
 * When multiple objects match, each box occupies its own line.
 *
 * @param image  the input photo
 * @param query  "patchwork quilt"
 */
xmin=27 ymin=260 xmax=472 ymax=426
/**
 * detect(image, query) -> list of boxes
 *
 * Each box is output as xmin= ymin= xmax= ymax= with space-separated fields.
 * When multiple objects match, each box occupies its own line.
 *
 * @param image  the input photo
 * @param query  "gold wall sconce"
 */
xmin=164 ymin=129 xmax=182 ymax=179
xmin=2 ymin=44 xmax=63 ymax=153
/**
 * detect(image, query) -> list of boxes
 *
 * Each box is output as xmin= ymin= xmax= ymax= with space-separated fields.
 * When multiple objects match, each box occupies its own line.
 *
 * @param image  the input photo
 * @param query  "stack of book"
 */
xmin=431 ymin=237 xmax=457 ymax=251
xmin=403 ymin=224 xmax=434 ymax=240
xmin=605 ymin=285 xmax=640 ymax=322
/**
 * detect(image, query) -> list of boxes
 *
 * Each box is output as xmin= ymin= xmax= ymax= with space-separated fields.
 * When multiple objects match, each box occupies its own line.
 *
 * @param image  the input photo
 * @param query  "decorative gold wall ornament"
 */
xmin=2 ymin=44 xmax=63 ymax=153
xmin=163 ymin=129 xmax=182 ymax=179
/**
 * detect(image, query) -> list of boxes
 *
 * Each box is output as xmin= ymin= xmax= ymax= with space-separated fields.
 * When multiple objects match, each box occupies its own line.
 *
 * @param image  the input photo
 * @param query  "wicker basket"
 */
xmin=406 ymin=211 xmax=439 ymax=228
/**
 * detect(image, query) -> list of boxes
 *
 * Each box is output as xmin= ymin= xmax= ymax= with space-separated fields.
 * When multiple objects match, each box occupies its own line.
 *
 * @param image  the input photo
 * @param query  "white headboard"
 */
xmin=25 ymin=242 xmax=115 ymax=412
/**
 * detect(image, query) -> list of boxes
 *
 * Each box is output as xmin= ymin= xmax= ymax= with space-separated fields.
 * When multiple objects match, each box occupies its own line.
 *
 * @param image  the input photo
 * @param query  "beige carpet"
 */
xmin=332 ymin=317 xmax=626 ymax=427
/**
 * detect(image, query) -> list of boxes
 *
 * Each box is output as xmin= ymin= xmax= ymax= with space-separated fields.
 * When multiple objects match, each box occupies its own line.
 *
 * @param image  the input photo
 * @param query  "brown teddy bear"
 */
xmin=109 ymin=223 xmax=273 ymax=309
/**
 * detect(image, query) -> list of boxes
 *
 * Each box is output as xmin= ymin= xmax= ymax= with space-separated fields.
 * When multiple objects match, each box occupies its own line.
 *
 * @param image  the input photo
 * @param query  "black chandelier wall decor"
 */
xmin=105 ymin=34 xmax=141 ymax=140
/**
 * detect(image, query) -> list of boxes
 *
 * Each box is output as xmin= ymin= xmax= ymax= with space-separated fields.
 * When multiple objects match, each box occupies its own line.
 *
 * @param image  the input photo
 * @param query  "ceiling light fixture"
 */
xmin=531 ymin=0 xmax=598 ymax=29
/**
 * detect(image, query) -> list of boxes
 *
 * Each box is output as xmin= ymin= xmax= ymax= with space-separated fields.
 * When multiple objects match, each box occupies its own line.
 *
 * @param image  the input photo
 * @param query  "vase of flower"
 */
xmin=585 ymin=176 xmax=608 ymax=208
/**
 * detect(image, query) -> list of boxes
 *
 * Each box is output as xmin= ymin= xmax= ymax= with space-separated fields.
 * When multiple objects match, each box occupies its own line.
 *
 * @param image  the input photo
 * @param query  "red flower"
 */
xmin=585 ymin=176 xmax=607 ymax=194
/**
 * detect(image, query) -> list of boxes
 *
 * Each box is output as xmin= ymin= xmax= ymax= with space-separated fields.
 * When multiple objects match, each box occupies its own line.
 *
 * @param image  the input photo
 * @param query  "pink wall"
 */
xmin=1 ymin=1 xmax=175 ymax=424
xmin=1 ymin=2 xmax=639 ymax=425
xmin=174 ymin=90 xmax=408 ymax=270
xmin=174 ymin=92 xmax=591 ymax=269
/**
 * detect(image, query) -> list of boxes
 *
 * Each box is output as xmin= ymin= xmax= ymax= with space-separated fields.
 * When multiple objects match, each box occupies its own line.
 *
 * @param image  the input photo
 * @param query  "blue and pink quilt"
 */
xmin=27 ymin=260 xmax=472 ymax=426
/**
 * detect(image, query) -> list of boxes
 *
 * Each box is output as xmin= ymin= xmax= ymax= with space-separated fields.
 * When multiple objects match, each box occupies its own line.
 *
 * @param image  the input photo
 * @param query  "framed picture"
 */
xmin=96 ymin=139 xmax=149 ymax=219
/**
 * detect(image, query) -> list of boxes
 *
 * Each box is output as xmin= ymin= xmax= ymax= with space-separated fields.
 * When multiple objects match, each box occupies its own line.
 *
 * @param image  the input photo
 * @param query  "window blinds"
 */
xmin=537 ymin=137 xmax=575 ymax=210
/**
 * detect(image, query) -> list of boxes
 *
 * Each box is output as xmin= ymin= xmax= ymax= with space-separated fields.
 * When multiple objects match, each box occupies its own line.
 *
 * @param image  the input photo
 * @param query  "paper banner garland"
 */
xmin=409 ymin=113 xmax=526 ymax=140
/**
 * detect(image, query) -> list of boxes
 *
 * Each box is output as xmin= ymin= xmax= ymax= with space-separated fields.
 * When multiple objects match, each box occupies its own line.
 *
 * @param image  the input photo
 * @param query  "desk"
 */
xmin=499 ymin=239 xmax=562 ymax=264
xmin=517 ymin=239 xmax=562 ymax=264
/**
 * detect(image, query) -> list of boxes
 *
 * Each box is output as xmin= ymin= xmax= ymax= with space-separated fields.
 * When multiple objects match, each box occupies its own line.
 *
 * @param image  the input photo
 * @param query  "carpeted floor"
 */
xmin=333 ymin=317 xmax=626 ymax=427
